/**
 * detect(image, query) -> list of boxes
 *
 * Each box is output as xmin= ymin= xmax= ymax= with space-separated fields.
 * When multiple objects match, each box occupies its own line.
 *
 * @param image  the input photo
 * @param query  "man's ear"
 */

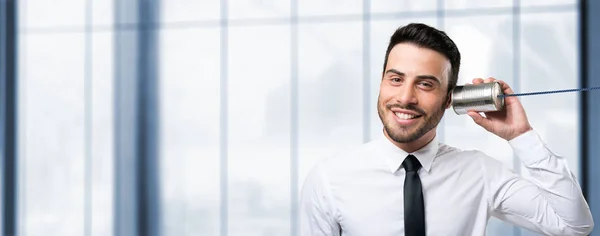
xmin=444 ymin=91 xmax=452 ymax=109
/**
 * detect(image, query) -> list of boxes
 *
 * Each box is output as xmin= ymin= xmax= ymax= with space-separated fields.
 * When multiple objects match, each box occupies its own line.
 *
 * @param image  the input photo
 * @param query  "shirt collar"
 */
xmin=374 ymin=129 xmax=439 ymax=173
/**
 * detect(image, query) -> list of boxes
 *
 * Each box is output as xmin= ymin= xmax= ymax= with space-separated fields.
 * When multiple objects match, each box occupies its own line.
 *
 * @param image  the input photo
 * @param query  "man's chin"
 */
xmin=384 ymin=126 xmax=419 ymax=142
xmin=388 ymin=132 xmax=421 ymax=143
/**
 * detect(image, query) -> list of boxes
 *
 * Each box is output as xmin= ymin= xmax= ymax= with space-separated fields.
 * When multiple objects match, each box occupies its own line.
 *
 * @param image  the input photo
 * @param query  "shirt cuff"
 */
xmin=508 ymin=129 xmax=550 ymax=166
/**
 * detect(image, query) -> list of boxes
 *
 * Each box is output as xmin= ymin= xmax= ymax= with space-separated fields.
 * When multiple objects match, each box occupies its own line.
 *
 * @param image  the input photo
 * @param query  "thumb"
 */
xmin=467 ymin=111 xmax=493 ymax=131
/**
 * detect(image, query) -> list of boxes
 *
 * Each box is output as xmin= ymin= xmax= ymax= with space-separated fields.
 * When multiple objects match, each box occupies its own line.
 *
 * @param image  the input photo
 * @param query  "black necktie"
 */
xmin=402 ymin=154 xmax=425 ymax=236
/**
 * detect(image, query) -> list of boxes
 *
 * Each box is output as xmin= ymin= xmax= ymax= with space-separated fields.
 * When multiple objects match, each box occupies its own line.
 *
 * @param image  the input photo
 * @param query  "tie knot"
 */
xmin=402 ymin=154 xmax=422 ymax=172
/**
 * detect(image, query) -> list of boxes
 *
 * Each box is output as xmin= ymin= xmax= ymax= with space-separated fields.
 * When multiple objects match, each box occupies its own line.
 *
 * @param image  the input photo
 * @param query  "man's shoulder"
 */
xmin=433 ymin=142 xmax=516 ymax=186
xmin=437 ymin=142 xmax=478 ymax=157
xmin=436 ymin=142 xmax=502 ymax=165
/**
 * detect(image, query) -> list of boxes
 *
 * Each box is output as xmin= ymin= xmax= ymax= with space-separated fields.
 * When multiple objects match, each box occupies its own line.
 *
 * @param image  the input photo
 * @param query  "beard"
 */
xmin=377 ymin=96 xmax=446 ymax=143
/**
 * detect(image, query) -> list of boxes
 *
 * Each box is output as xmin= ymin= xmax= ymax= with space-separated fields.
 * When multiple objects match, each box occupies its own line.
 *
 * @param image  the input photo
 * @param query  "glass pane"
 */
xmin=297 ymin=21 xmax=363 ymax=193
xmin=369 ymin=18 xmax=439 ymax=142
xmin=92 ymin=0 xmax=114 ymax=27
xmin=518 ymin=11 xmax=579 ymax=199
xmin=19 ymin=33 xmax=85 ymax=235
xmin=521 ymin=0 xmax=576 ymax=7
xmin=229 ymin=0 xmax=290 ymax=19
xmin=90 ymin=32 xmax=115 ymax=236
xmin=443 ymin=15 xmax=516 ymax=236
xmin=445 ymin=0 xmax=512 ymax=9
xmin=20 ymin=0 xmax=85 ymax=28
xmin=161 ymin=0 xmax=220 ymax=23
xmin=228 ymin=25 xmax=291 ymax=236
xmin=370 ymin=0 xmax=438 ymax=13
xmin=298 ymin=0 xmax=362 ymax=16
xmin=159 ymin=28 xmax=221 ymax=235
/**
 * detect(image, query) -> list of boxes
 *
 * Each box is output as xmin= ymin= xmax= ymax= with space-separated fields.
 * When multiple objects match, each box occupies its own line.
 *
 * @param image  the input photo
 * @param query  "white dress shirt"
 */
xmin=299 ymin=129 xmax=594 ymax=236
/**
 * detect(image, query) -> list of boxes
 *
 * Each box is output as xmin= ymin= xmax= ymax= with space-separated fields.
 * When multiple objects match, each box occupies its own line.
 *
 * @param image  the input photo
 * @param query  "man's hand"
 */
xmin=466 ymin=77 xmax=533 ymax=141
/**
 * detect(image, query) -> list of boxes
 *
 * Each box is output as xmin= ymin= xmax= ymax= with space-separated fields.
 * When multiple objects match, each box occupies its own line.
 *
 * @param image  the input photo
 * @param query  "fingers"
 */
xmin=471 ymin=78 xmax=484 ymax=84
xmin=483 ymin=77 xmax=496 ymax=83
xmin=493 ymin=79 xmax=515 ymax=95
xmin=471 ymin=77 xmax=495 ymax=85
xmin=468 ymin=78 xmax=515 ymax=95
xmin=474 ymin=77 xmax=496 ymax=83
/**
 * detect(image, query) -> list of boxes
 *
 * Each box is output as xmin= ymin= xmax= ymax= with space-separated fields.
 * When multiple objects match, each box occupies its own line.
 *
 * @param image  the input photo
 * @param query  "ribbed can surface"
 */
xmin=451 ymin=82 xmax=505 ymax=115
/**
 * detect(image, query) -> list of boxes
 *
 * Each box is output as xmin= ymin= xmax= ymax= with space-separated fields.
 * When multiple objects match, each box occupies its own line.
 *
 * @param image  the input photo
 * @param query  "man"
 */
xmin=298 ymin=23 xmax=594 ymax=236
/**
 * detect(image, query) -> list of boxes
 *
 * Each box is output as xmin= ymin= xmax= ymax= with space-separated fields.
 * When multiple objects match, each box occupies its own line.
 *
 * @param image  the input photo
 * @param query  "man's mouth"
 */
xmin=394 ymin=112 xmax=423 ymax=120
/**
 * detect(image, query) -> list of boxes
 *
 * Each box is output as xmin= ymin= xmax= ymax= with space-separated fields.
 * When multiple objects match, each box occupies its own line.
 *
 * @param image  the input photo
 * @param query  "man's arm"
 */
xmin=484 ymin=130 xmax=594 ymax=235
xmin=466 ymin=78 xmax=593 ymax=235
xmin=299 ymin=164 xmax=341 ymax=236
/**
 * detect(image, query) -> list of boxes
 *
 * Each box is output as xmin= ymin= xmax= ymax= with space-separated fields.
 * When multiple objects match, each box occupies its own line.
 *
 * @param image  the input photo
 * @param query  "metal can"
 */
xmin=451 ymin=82 xmax=505 ymax=115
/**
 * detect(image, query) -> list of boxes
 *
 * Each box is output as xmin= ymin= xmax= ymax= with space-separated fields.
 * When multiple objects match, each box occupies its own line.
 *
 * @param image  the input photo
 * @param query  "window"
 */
xmin=18 ymin=1 xmax=114 ymax=235
xmin=12 ymin=0 xmax=580 ymax=235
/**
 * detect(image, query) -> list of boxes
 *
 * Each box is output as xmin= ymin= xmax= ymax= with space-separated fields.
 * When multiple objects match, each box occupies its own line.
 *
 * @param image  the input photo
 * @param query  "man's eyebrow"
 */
xmin=385 ymin=69 xmax=404 ymax=76
xmin=385 ymin=69 xmax=441 ymax=84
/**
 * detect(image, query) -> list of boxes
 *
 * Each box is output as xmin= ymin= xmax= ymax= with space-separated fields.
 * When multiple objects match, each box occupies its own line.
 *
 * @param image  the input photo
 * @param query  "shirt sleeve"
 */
xmin=483 ymin=129 xmax=594 ymax=236
xmin=299 ymin=164 xmax=341 ymax=236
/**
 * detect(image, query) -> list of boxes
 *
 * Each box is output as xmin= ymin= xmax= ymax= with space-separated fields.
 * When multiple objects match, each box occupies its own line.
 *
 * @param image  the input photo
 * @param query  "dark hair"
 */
xmin=383 ymin=23 xmax=461 ymax=94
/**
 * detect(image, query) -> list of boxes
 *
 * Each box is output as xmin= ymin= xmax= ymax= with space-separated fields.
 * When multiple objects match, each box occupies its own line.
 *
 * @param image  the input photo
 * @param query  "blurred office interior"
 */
xmin=1 ymin=0 xmax=599 ymax=235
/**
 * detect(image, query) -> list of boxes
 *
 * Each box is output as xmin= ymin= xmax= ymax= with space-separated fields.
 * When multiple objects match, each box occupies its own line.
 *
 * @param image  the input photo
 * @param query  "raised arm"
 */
xmin=467 ymin=78 xmax=593 ymax=235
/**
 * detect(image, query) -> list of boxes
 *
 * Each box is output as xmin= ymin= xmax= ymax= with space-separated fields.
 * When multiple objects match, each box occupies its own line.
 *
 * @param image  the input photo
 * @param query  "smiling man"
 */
xmin=299 ymin=23 xmax=594 ymax=236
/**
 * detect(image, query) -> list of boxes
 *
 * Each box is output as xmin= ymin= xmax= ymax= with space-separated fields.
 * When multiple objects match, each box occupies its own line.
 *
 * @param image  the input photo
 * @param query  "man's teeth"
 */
xmin=395 ymin=112 xmax=418 ymax=120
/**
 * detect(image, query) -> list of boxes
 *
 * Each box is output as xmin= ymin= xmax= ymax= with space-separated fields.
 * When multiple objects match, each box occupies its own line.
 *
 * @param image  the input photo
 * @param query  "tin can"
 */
xmin=451 ymin=82 xmax=505 ymax=115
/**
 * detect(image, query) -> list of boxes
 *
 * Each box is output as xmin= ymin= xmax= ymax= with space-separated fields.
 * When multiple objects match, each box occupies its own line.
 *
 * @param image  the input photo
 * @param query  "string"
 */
xmin=497 ymin=86 xmax=600 ymax=98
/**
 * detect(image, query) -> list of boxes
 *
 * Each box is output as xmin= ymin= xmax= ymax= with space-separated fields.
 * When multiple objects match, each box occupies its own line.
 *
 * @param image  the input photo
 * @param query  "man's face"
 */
xmin=377 ymin=43 xmax=451 ymax=144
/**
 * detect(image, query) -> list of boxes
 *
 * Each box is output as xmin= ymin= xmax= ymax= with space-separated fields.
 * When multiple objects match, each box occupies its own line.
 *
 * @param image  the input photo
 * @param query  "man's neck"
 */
xmin=384 ymin=130 xmax=436 ymax=154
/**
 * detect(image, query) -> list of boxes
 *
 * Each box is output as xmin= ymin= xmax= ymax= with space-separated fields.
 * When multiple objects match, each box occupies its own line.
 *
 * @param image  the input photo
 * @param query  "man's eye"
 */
xmin=418 ymin=82 xmax=433 ymax=87
xmin=391 ymin=78 xmax=401 ymax=82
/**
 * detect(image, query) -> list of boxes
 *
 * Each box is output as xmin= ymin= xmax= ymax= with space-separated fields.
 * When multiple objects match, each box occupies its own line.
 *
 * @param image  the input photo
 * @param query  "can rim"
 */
xmin=492 ymin=82 xmax=505 ymax=110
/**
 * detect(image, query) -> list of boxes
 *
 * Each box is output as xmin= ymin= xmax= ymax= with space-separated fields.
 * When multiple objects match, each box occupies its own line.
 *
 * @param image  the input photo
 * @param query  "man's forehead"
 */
xmin=385 ymin=59 xmax=450 ymax=77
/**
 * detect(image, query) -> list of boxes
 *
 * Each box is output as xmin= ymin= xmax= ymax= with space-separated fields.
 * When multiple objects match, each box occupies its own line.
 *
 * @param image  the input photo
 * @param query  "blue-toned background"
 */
xmin=1 ymin=0 xmax=598 ymax=235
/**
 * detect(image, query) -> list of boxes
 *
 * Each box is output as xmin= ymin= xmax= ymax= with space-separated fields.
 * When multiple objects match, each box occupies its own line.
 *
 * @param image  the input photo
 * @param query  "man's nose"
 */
xmin=396 ymin=84 xmax=418 ymax=105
